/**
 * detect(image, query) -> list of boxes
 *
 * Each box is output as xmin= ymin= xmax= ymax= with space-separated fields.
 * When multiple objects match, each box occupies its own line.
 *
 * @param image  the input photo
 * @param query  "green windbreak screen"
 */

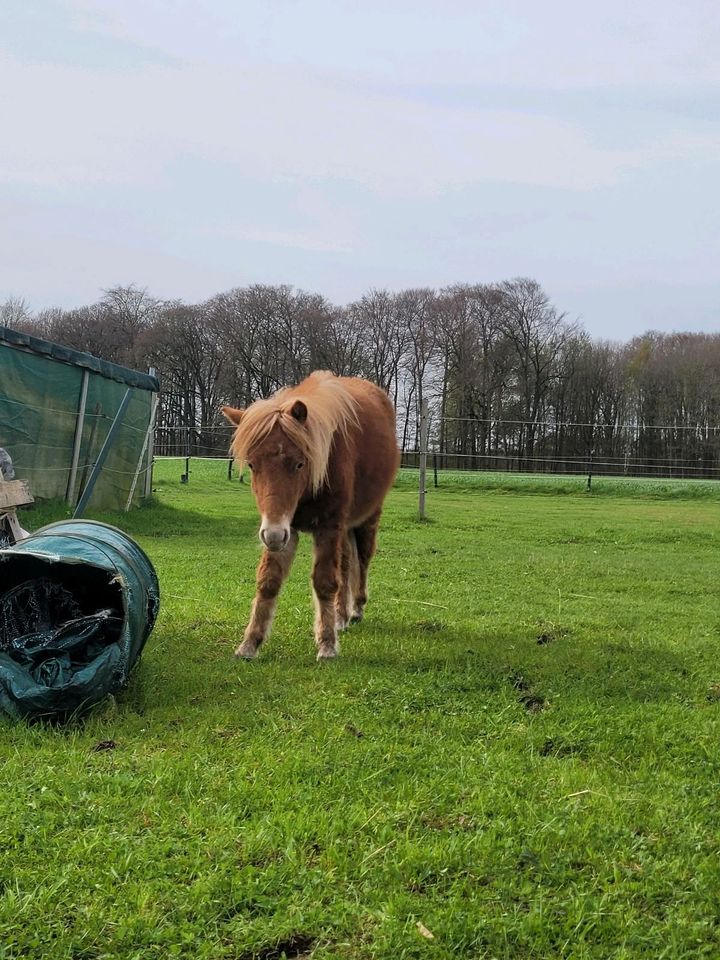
xmin=0 ymin=342 xmax=157 ymax=510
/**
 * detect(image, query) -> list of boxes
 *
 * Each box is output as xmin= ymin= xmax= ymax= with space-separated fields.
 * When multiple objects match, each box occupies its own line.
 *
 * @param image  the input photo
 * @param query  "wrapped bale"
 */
xmin=0 ymin=520 xmax=159 ymax=721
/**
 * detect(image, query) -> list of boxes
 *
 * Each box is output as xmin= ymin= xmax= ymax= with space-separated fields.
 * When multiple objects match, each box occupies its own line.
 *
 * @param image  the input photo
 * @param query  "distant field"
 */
xmin=2 ymin=460 xmax=719 ymax=959
xmin=156 ymin=456 xmax=720 ymax=500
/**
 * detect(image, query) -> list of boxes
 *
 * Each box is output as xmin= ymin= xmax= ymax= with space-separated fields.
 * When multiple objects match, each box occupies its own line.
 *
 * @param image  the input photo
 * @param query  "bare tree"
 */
xmin=138 ymin=303 xmax=226 ymax=454
xmin=394 ymin=288 xmax=438 ymax=450
xmin=498 ymin=278 xmax=576 ymax=467
xmin=0 ymin=296 xmax=32 ymax=330
xmin=5 ymin=276 xmax=718 ymax=480
xmin=348 ymin=289 xmax=408 ymax=403
xmin=434 ymin=284 xmax=513 ymax=463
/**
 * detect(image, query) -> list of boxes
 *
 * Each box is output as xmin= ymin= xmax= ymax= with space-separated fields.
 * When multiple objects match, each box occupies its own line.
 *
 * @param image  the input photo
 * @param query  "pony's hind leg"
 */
xmin=236 ymin=530 xmax=299 ymax=659
xmin=352 ymin=511 xmax=381 ymax=622
xmin=336 ymin=530 xmax=360 ymax=631
xmin=312 ymin=528 xmax=343 ymax=659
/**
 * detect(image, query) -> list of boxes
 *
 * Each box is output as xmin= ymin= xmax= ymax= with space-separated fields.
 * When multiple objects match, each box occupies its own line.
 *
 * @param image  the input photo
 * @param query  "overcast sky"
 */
xmin=1 ymin=0 xmax=718 ymax=339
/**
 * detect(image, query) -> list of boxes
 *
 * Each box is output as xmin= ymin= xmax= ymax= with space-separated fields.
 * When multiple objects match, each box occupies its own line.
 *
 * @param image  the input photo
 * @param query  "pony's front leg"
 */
xmin=236 ymin=530 xmax=298 ymax=659
xmin=312 ymin=527 xmax=342 ymax=660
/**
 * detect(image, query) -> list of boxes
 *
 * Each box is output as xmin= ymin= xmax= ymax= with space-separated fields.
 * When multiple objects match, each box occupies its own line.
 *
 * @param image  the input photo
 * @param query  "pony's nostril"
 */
xmin=260 ymin=525 xmax=289 ymax=550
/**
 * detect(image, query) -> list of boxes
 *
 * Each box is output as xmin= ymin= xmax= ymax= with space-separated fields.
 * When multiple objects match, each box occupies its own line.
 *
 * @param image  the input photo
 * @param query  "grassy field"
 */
xmin=1 ymin=460 xmax=719 ymax=959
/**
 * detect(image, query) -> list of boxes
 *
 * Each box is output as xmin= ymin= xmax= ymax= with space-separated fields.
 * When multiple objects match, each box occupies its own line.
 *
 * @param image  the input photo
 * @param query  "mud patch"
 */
xmin=345 ymin=722 xmax=364 ymax=738
xmin=237 ymin=933 xmax=317 ymax=960
xmin=519 ymin=693 xmax=546 ymax=714
xmin=414 ymin=619 xmax=445 ymax=633
xmin=540 ymin=738 xmax=584 ymax=758
xmin=420 ymin=812 xmax=475 ymax=832
xmin=508 ymin=671 xmax=531 ymax=692
xmin=507 ymin=670 xmax=547 ymax=713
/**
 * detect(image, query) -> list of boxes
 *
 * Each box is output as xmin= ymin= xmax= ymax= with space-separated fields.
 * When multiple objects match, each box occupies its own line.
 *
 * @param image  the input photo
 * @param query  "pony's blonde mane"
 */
xmin=229 ymin=371 xmax=359 ymax=493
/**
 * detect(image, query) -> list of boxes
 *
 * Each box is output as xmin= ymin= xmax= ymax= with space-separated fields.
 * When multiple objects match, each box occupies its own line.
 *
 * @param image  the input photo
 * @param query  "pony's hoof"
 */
xmin=316 ymin=642 xmax=338 ymax=661
xmin=235 ymin=641 xmax=258 ymax=660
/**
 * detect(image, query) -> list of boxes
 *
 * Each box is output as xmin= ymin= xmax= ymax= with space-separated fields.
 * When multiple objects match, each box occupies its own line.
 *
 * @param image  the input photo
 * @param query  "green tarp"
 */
xmin=0 ymin=327 xmax=159 ymax=510
xmin=0 ymin=520 xmax=159 ymax=721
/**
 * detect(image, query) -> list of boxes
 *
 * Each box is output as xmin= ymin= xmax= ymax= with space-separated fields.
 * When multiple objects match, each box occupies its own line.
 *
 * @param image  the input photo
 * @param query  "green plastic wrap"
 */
xmin=0 ymin=521 xmax=159 ymax=721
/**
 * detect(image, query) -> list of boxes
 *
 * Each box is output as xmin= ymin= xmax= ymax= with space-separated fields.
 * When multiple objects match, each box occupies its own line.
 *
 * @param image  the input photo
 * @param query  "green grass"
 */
xmin=2 ymin=460 xmax=719 ymax=959
xmin=397 ymin=465 xmax=720 ymax=500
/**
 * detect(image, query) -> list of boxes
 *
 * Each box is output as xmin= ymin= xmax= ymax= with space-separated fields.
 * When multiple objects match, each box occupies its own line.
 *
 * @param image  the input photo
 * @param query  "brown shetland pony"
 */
xmin=222 ymin=371 xmax=399 ymax=660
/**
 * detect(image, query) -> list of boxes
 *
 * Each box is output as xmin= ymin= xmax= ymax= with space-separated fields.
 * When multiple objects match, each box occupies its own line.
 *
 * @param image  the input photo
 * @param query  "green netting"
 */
xmin=0 ymin=520 xmax=159 ymax=721
xmin=0 ymin=330 xmax=158 ymax=510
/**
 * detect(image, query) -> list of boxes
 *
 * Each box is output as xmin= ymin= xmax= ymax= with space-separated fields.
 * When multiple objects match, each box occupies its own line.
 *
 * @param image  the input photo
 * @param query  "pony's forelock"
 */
xmin=228 ymin=372 xmax=358 ymax=492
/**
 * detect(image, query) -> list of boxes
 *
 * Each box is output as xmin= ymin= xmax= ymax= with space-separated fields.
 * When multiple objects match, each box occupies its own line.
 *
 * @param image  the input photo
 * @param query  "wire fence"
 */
xmin=153 ymin=417 xmax=720 ymax=483
xmin=153 ymin=425 xmax=235 ymax=459
xmin=401 ymin=450 xmax=720 ymax=478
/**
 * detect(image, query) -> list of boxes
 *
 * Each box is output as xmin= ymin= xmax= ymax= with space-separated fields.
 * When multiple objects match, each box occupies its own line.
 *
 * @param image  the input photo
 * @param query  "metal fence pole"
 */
xmin=419 ymin=398 xmax=429 ymax=519
xmin=181 ymin=425 xmax=190 ymax=483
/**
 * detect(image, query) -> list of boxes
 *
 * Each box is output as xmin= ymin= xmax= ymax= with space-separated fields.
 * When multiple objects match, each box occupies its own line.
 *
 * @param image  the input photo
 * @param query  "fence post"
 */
xmin=181 ymin=426 xmax=190 ymax=483
xmin=587 ymin=422 xmax=596 ymax=492
xmin=144 ymin=368 xmax=157 ymax=500
xmin=419 ymin=398 xmax=429 ymax=519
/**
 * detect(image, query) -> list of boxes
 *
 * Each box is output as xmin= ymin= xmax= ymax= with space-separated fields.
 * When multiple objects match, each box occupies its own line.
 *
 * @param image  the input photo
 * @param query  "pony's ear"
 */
xmin=221 ymin=405 xmax=244 ymax=425
xmin=290 ymin=400 xmax=307 ymax=423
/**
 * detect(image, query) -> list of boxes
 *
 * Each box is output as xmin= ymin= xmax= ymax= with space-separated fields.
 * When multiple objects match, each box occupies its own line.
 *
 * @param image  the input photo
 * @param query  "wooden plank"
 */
xmin=0 ymin=479 xmax=34 ymax=509
xmin=2 ymin=511 xmax=28 ymax=542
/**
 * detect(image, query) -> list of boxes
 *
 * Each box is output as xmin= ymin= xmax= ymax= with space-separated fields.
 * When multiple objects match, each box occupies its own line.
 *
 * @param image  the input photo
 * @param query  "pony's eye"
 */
xmin=295 ymin=461 xmax=305 ymax=471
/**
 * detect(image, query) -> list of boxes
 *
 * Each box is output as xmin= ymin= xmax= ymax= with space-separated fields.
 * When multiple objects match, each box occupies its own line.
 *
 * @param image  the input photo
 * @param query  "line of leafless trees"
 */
xmin=3 ymin=280 xmax=719 ymax=478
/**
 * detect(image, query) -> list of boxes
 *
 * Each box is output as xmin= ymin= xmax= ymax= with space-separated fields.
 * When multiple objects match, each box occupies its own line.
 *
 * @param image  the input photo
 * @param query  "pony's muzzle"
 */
xmin=260 ymin=523 xmax=290 ymax=552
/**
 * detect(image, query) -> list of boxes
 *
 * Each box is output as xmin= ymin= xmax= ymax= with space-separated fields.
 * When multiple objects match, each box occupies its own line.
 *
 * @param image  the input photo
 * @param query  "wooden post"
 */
xmin=419 ymin=398 xmax=429 ymax=519
xmin=66 ymin=369 xmax=89 ymax=505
